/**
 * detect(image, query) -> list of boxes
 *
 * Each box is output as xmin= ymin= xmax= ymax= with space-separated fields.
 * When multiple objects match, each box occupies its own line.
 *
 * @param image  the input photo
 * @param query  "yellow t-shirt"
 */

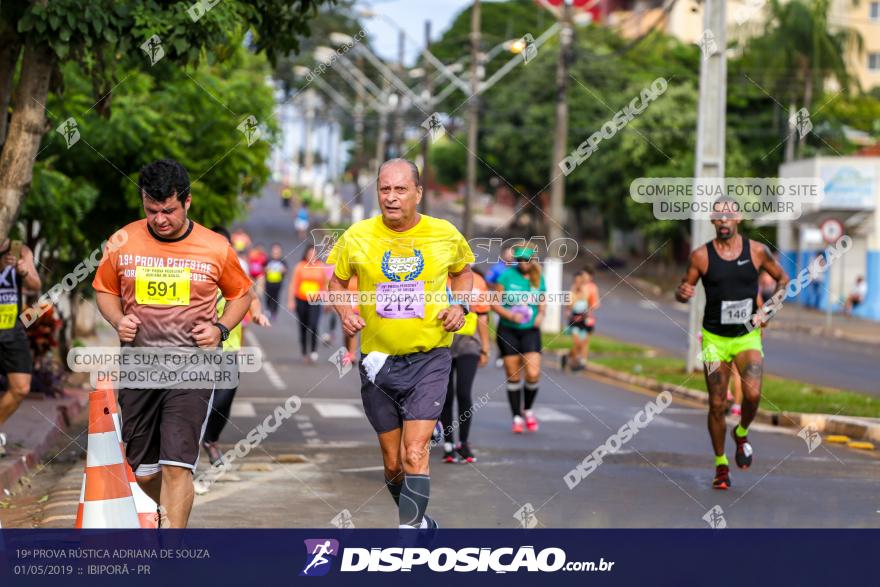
xmin=328 ymin=214 xmax=475 ymax=355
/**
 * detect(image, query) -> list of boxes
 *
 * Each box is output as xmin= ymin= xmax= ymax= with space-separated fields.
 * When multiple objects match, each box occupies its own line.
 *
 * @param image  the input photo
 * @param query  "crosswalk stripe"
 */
xmin=313 ymin=402 xmax=364 ymax=419
xmin=533 ymin=407 xmax=579 ymax=422
xmin=230 ymin=402 xmax=257 ymax=418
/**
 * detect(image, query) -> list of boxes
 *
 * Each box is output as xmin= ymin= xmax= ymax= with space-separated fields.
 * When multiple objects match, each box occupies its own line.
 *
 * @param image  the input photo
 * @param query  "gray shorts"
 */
xmin=359 ymin=347 xmax=452 ymax=434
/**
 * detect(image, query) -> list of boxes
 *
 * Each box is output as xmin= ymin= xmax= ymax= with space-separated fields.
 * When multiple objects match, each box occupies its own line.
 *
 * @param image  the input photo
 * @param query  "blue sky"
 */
xmin=358 ymin=0 xmax=474 ymax=64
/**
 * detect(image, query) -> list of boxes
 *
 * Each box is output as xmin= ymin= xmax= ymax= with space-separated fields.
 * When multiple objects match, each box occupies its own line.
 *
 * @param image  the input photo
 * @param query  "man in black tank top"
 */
xmin=676 ymin=198 xmax=788 ymax=490
xmin=0 ymin=238 xmax=41 ymax=457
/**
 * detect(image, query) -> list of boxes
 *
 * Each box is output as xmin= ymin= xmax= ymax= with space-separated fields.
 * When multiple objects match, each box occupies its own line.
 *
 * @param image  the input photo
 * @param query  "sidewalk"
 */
xmin=0 ymin=387 xmax=89 ymax=494
xmin=0 ymin=325 xmax=116 ymax=495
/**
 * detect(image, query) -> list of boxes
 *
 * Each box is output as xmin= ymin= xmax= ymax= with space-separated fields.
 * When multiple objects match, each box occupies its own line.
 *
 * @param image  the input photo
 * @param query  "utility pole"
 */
xmin=420 ymin=20 xmax=432 ymax=214
xmin=686 ymin=0 xmax=727 ymax=373
xmin=303 ymin=89 xmax=316 ymax=181
xmin=392 ymin=30 xmax=405 ymax=158
xmin=354 ymin=56 xmax=366 ymax=191
xmin=464 ymin=0 xmax=481 ymax=240
xmin=375 ymin=78 xmax=390 ymax=173
xmin=548 ymin=0 xmax=574 ymax=244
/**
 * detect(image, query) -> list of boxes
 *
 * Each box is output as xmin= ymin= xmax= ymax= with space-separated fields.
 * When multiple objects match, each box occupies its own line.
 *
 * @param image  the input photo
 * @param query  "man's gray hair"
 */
xmin=377 ymin=158 xmax=421 ymax=186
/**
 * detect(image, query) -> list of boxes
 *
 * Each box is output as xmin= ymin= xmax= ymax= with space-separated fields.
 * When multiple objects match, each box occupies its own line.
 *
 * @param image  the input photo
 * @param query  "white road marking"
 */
xmin=230 ymin=402 xmax=257 ymax=418
xmin=338 ymin=465 xmax=385 ymax=473
xmin=533 ymin=407 xmax=578 ymax=422
xmin=313 ymin=402 xmax=364 ymax=419
xmin=244 ymin=330 xmax=286 ymax=390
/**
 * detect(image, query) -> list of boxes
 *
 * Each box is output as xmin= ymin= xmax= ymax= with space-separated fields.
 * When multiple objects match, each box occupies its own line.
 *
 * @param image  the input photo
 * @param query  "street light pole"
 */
xmin=548 ymin=0 xmax=573 ymax=244
xmin=464 ymin=0 xmax=481 ymax=240
xmin=687 ymin=0 xmax=727 ymax=373
xmin=420 ymin=19 xmax=432 ymax=214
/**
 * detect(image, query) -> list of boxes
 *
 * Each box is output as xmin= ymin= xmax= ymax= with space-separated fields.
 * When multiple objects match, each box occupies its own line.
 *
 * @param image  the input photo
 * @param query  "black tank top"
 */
xmin=0 ymin=246 xmax=24 ymax=335
xmin=702 ymin=237 xmax=758 ymax=337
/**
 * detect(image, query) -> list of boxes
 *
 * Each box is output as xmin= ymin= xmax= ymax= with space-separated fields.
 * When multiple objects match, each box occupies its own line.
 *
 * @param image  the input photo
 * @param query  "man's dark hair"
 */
xmin=581 ymin=265 xmax=595 ymax=276
xmin=139 ymin=159 xmax=191 ymax=203
xmin=378 ymin=158 xmax=421 ymax=186
xmin=712 ymin=195 xmax=740 ymax=213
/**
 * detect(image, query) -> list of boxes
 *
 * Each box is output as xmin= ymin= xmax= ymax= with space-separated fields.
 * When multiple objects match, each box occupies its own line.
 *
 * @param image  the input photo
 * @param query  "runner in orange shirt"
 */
xmin=287 ymin=244 xmax=329 ymax=363
xmin=93 ymin=159 xmax=252 ymax=528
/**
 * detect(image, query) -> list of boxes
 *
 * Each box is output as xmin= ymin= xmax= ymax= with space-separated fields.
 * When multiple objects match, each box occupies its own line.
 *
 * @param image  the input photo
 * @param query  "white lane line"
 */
xmin=262 ymin=361 xmax=287 ymax=390
xmin=230 ymin=402 xmax=257 ymax=418
xmin=245 ymin=330 xmax=286 ymax=390
xmin=338 ymin=465 xmax=385 ymax=473
xmin=533 ymin=407 xmax=579 ymax=422
xmin=313 ymin=402 xmax=364 ymax=419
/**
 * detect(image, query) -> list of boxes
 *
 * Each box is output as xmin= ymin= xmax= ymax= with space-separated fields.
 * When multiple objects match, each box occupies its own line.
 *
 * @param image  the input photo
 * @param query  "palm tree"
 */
xmin=745 ymin=0 xmax=863 ymax=158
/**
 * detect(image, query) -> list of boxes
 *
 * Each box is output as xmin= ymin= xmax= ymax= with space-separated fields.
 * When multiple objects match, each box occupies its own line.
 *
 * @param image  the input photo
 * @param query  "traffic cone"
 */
xmin=75 ymin=385 xmax=140 ymax=528
xmin=104 ymin=386 xmax=159 ymax=529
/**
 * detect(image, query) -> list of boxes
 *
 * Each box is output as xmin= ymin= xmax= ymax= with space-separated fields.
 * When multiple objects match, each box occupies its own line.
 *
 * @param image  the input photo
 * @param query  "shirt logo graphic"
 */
xmin=381 ymin=250 xmax=424 ymax=282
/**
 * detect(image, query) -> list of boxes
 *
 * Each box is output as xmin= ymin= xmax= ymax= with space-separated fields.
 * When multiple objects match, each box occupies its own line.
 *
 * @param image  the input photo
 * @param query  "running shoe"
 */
xmin=442 ymin=442 xmax=457 ymax=463
xmin=456 ymin=442 xmax=476 ymax=463
xmin=512 ymin=416 xmax=525 ymax=434
xmin=712 ymin=464 xmax=730 ymax=490
xmin=730 ymin=403 xmax=742 ymax=417
xmin=0 ymin=432 xmax=7 ymax=457
xmin=202 ymin=441 xmax=222 ymax=466
xmin=309 ymin=351 xmax=319 ymax=363
xmin=525 ymin=411 xmax=539 ymax=432
xmin=423 ymin=514 xmax=439 ymax=530
xmin=731 ymin=428 xmax=753 ymax=469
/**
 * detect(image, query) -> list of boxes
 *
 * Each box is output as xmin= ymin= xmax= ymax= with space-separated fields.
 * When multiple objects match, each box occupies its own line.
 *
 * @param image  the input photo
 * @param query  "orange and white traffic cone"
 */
xmin=104 ymin=385 xmax=159 ymax=529
xmin=74 ymin=385 xmax=140 ymax=528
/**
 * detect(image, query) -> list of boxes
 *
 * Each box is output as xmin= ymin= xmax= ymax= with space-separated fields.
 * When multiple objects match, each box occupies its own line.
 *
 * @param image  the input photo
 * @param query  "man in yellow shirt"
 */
xmin=328 ymin=158 xmax=474 ymax=530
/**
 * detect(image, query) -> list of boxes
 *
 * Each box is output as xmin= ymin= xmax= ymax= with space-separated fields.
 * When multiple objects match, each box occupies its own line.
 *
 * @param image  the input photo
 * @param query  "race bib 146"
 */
xmin=721 ymin=298 xmax=752 ymax=325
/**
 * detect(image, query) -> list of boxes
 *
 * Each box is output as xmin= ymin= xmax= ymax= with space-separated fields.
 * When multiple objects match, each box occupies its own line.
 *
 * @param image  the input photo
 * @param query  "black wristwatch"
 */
xmin=452 ymin=300 xmax=470 ymax=315
xmin=215 ymin=323 xmax=230 ymax=342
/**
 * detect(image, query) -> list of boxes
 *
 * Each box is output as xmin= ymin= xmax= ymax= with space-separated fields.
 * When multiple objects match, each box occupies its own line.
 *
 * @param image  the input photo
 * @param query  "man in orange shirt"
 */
xmin=93 ymin=159 xmax=252 ymax=528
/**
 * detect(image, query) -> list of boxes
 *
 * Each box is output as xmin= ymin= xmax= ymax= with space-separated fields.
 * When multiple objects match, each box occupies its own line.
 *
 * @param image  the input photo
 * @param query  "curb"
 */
xmin=0 ymin=387 xmax=89 ymax=494
xmin=623 ymin=276 xmax=880 ymax=347
xmin=560 ymin=354 xmax=879 ymax=449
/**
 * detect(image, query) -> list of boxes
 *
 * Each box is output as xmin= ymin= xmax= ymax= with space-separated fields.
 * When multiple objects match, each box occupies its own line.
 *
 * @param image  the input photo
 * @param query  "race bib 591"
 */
xmin=135 ymin=266 xmax=191 ymax=306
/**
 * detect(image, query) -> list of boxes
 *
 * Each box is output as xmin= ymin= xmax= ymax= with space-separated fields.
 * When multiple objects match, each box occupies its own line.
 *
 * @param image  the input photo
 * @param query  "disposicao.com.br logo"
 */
xmin=301 ymin=539 xmax=340 ymax=577
xmin=302 ymin=541 xmax=614 ymax=574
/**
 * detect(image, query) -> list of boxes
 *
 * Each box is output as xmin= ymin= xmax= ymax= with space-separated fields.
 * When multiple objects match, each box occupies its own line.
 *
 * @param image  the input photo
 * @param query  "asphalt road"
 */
xmin=185 ymin=185 xmax=880 ymax=529
xmin=12 ymin=184 xmax=878 ymax=530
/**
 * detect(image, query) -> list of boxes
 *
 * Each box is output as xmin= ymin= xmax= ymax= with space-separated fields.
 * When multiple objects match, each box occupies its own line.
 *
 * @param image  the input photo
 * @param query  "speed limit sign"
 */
xmin=820 ymin=218 xmax=844 ymax=245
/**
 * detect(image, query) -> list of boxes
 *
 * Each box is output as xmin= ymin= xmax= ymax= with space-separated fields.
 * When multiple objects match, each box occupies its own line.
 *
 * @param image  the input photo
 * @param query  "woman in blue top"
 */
xmin=490 ymin=247 xmax=546 ymax=434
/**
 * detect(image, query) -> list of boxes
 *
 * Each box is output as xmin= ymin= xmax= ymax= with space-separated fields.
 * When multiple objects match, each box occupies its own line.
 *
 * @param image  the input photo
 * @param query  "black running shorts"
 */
xmin=359 ymin=347 xmax=452 ymax=434
xmin=118 ymin=387 xmax=214 ymax=475
xmin=496 ymin=324 xmax=542 ymax=357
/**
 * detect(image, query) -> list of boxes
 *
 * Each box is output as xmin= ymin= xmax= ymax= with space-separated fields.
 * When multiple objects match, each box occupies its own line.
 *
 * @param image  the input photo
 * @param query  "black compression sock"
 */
xmin=385 ymin=478 xmax=402 ymax=506
xmin=506 ymin=381 xmax=522 ymax=417
xmin=524 ymin=381 xmax=539 ymax=410
xmin=399 ymin=474 xmax=430 ymax=528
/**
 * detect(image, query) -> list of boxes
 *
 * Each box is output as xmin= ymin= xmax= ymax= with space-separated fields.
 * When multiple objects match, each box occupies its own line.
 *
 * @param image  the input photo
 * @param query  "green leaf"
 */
xmin=49 ymin=14 xmax=60 ymax=30
xmin=17 ymin=14 xmax=34 ymax=33
xmin=54 ymin=43 xmax=69 ymax=59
